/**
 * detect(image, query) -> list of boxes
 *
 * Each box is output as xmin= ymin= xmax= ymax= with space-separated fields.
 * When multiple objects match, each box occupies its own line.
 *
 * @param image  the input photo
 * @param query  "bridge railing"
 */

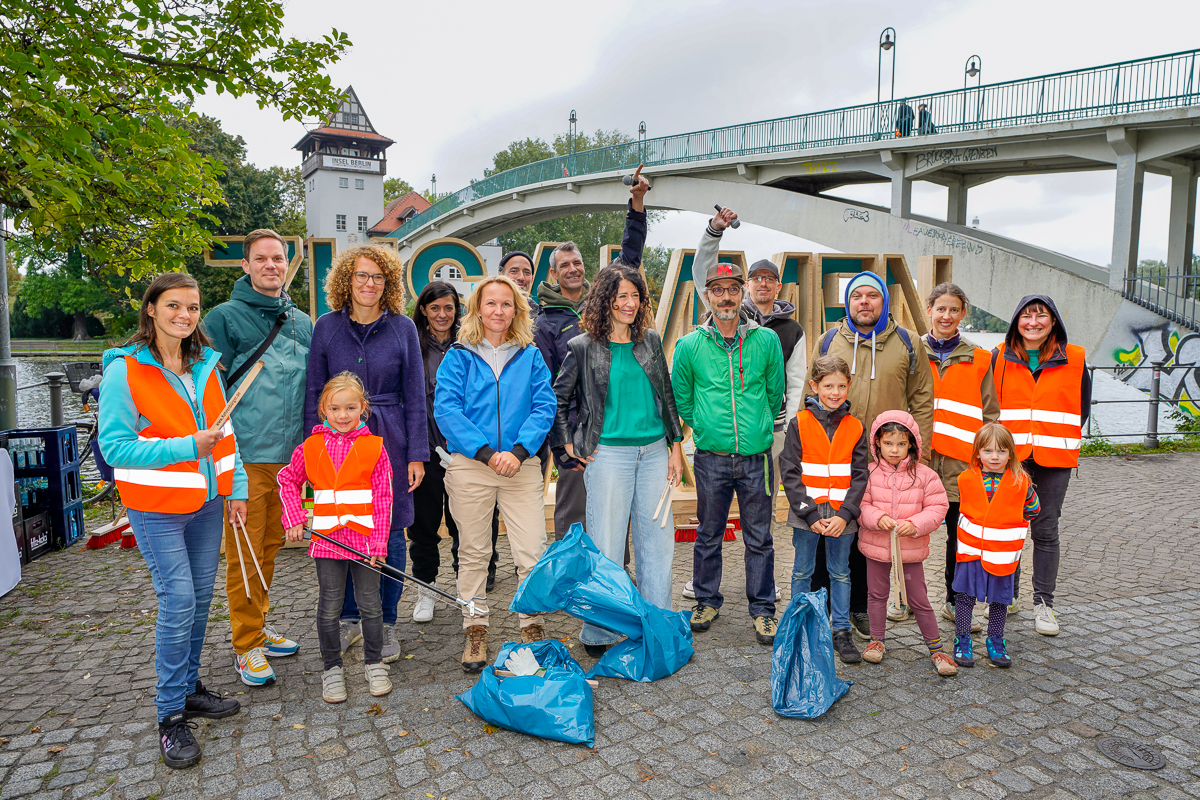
xmin=1124 ymin=263 xmax=1200 ymax=332
xmin=390 ymin=49 xmax=1200 ymax=242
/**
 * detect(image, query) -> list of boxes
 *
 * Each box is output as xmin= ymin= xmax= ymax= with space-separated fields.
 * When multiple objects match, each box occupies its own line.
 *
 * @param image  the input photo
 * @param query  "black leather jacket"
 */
xmin=550 ymin=328 xmax=683 ymax=459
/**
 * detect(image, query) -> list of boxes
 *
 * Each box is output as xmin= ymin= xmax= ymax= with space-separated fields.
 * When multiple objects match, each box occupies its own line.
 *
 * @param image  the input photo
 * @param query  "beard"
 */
xmin=713 ymin=303 xmax=739 ymax=321
xmin=852 ymin=309 xmax=880 ymax=328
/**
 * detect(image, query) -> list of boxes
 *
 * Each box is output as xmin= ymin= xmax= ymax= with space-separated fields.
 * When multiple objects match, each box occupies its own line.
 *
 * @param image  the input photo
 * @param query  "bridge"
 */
xmin=386 ymin=50 xmax=1200 ymax=368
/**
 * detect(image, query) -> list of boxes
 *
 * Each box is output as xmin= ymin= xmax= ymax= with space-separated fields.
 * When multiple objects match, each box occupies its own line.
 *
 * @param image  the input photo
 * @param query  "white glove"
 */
xmin=436 ymin=446 xmax=454 ymax=468
xmin=503 ymin=647 xmax=541 ymax=676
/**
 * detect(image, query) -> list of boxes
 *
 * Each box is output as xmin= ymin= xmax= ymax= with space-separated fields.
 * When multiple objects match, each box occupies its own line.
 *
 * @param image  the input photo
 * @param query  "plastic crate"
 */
xmin=13 ymin=522 xmax=26 ymax=565
xmin=5 ymin=426 xmax=79 ymax=473
xmin=48 ymin=501 xmax=83 ymax=550
xmin=24 ymin=512 xmax=52 ymax=561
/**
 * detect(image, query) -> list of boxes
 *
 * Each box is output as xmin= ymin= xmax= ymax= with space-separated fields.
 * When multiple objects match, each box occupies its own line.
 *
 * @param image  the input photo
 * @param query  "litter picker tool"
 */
xmin=230 ymin=514 xmax=252 ymax=600
xmin=890 ymin=527 xmax=908 ymax=608
xmin=235 ymin=516 xmax=269 ymax=593
xmin=210 ymin=360 xmax=264 ymax=432
xmin=304 ymin=528 xmax=479 ymax=617
xmin=652 ymin=481 xmax=671 ymax=528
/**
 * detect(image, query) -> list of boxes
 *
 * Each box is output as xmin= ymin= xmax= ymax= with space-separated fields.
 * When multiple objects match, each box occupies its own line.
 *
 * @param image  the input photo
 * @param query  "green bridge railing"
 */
xmin=388 ymin=48 xmax=1200 ymax=242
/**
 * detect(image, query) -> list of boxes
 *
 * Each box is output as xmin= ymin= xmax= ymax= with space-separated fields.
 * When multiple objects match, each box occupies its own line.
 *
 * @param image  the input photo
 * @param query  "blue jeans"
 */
xmin=692 ymin=450 xmax=776 ymax=618
xmin=341 ymin=529 xmax=406 ymax=626
xmin=791 ymin=526 xmax=856 ymax=631
xmin=580 ymin=438 xmax=672 ymax=646
xmin=128 ymin=497 xmax=225 ymax=721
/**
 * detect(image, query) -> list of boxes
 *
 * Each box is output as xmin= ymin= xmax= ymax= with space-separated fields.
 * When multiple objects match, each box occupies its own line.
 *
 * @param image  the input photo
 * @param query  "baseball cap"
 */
xmin=704 ymin=261 xmax=745 ymax=287
xmin=748 ymin=259 xmax=780 ymax=280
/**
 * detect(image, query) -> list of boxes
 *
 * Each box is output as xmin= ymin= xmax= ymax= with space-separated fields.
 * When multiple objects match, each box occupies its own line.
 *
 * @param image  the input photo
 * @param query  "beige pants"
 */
xmin=445 ymin=454 xmax=546 ymax=629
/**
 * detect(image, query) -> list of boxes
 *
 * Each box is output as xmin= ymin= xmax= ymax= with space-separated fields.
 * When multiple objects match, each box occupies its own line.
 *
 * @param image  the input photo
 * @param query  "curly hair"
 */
xmin=459 ymin=275 xmax=534 ymax=347
xmin=582 ymin=265 xmax=652 ymax=343
xmin=324 ymin=245 xmax=405 ymax=315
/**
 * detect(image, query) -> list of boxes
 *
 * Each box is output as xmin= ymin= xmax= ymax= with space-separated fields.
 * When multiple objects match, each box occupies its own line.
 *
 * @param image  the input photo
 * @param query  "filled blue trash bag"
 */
xmin=510 ymin=523 xmax=693 ymax=682
xmin=456 ymin=639 xmax=595 ymax=747
xmin=770 ymin=589 xmax=853 ymax=719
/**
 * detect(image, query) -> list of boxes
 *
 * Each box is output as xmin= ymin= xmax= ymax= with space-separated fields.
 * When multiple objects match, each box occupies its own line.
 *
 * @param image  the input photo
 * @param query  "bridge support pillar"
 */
xmin=946 ymin=177 xmax=968 ymax=226
xmin=1166 ymin=163 xmax=1196 ymax=275
xmin=1109 ymin=151 xmax=1144 ymax=292
xmin=890 ymin=173 xmax=912 ymax=218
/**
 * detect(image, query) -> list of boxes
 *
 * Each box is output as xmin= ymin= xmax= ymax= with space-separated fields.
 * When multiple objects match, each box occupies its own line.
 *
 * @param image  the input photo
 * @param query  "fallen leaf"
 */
xmin=957 ymin=740 xmax=966 ymax=744
xmin=404 ymin=654 xmax=414 ymax=660
xmin=482 ymin=723 xmax=500 ymax=735
xmin=271 ymin=714 xmax=282 ymax=722
xmin=83 ymin=673 xmax=91 ymax=680
xmin=898 ymin=746 xmax=907 ymax=750
xmin=30 ymin=726 xmax=40 ymax=733
xmin=293 ymin=724 xmax=305 ymax=729
xmin=398 ymin=730 xmax=409 ymax=737
xmin=47 ymin=746 xmax=66 ymax=754
xmin=900 ymin=764 xmax=907 ymax=771
xmin=365 ymin=703 xmax=385 ymax=716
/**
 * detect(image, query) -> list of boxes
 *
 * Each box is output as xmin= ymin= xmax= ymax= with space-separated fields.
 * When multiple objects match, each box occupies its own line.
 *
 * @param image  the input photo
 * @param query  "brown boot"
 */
xmin=521 ymin=624 xmax=545 ymax=643
xmin=462 ymin=625 xmax=488 ymax=673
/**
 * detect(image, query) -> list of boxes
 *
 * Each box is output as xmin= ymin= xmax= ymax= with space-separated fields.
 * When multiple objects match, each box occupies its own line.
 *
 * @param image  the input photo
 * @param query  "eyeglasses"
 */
xmin=749 ymin=275 xmax=778 ymax=284
xmin=353 ymin=272 xmax=387 ymax=286
xmin=707 ymin=285 xmax=742 ymax=297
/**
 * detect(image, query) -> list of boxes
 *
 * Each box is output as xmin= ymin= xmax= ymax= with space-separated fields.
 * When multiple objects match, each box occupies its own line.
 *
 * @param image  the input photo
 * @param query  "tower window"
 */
xmin=339 ymin=177 xmax=348 ymax=188
xmin=342 ymin=113 xmax=359 ymax=125
xmin=355 ymin=179 xmax=364 ymax=190
xmin=435 ymin=265 xmax=463 ymax=281
xmin=336 ymin=214 xmax=347 ymax=232
xmin=358 ymin=216 xmax=369 ymax=233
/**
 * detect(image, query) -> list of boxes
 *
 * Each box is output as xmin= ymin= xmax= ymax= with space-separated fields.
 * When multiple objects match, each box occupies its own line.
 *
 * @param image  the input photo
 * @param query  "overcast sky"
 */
xmin=196 ymin=0 xmax=1198 ymax=267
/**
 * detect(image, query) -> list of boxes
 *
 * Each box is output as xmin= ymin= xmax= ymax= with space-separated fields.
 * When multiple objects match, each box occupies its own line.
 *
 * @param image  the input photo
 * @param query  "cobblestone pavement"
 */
xmin=1 ymin=452 xmax=1198 ymax=799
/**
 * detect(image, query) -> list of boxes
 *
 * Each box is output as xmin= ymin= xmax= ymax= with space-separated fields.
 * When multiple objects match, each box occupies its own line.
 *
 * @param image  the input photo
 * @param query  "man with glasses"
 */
xmin=670 ymin=207 xmax=784 ymax=646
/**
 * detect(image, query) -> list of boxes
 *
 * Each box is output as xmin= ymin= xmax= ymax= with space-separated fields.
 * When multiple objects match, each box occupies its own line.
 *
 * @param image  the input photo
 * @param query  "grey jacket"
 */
xmin=549 ymin=328 xmax=683 ymax=459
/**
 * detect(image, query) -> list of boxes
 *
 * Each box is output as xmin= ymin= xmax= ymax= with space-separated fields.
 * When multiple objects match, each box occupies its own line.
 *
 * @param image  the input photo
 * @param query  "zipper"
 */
xmin=727 ymin=345 xmax=739 ymax=448
xmin=457 ymin=343 xmax=527 ymax=453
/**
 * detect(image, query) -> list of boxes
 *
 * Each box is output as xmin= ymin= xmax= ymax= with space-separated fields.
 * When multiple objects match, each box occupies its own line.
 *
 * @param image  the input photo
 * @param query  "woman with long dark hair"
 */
xmin=550 ymin=265 xmax=684 ymax=657
xmin=99 ymin=273 xmax=248 ymax=769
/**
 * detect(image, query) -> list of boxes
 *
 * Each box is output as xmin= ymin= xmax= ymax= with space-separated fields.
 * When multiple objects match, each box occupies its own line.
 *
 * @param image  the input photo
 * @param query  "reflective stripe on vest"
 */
xmin=929 ymin=349 xmax=990 ymax=462
xmin=115 ymin=357 xmax=237 ymax=513
xmin=797 ymin=409 xmax=863 ymax=510
xmin=956 ymin=467 xmax=1031 ymax=577
xmin=995 ymin=343 xmax=1085 ymax=467
xmin=304 ymin=433 xmax=383 ymax=536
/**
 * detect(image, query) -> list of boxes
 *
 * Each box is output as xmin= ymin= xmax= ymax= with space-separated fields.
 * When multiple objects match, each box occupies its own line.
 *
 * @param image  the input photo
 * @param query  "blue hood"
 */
xmin=844 ymin=271 xmax=890 ymax=337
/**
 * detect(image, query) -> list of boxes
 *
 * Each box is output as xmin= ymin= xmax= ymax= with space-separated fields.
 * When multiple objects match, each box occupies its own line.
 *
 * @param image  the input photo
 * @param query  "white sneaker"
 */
xmin=234 ymin=647 xmax=276 ymax=686
xmin=683 ymin=580 xmax=696 ymax=600
xmin=263 ymin=625 xmax=298 ymax=657
xmin=365 ymin=662 xmax=392 ymax=697
xmin=941 ymin=601 xmax=982 ymax=632
xmin=886 ymin=602 xmax=910 ymax=621
xmin=412 ymin=586 xmax=435 ymax=623
xmin=1034 ymin=603 xmax=1060 ymax=636
xmin=322 ymin=666 xmax=346 ymax=703
xmin=775 ymin=585 xmax=781 ymax=601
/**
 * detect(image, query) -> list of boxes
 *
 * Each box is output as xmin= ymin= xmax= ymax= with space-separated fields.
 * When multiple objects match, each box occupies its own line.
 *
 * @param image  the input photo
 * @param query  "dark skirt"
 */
xmin=951 ymin=559 xmax=1015 ymax=605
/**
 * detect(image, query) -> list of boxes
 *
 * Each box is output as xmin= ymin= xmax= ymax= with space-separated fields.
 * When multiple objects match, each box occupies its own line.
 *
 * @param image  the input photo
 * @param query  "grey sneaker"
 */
xmin=886 ymin=602 xmax=910 ymax=621
xmin=381 ymin=626 xmax=402 ymax=663
xmin=339 ymin=621 xmax=362 ymax=655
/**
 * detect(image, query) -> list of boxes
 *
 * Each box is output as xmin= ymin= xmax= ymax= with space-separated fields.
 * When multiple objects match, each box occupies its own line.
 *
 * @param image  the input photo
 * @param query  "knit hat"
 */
xmin=748 ymin=259 xmax=780 ymax=280
xmin=703 ymin=261 xmax=745 ymax=287
xmin=843 ymin=271 xmax=891 ymax=380
xmin=499 ymin=251 xmax=534 ymax=270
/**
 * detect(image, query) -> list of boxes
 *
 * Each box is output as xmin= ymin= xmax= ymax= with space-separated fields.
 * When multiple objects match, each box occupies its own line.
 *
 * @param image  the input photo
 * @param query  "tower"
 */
xmin=295 ymin=87 xmax=393 ymax=251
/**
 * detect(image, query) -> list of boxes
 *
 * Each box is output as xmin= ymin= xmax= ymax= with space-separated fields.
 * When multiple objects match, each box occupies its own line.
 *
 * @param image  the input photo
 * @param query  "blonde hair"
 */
xmin=810 ymin=354 xmax=851 ymax=383
xmin=317 ymin=371 xmax=371 ymax=422
xmin=324 ymin=245 xmax=405 ymax=315
xmin=970 ymin=421 xmax=1027 ymax=481
xmin=458 ymin=275 xmax=534 ymax=347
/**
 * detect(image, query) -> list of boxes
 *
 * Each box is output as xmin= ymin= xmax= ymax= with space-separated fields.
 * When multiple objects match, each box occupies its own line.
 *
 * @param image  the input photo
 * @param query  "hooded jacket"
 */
xmin=857 ymin=410 xmax=949 ymax=563
xmin=743 ymin=297 xmax=807 ymax=431
xmin=420 ymin=334 xmax=455 ymax=453
xmin=925 ymin=333 xmax=1001 ymax=501
xmin=201 ymin=275 xmax=313 ymax=464
xmin=803 ymin=271 xmax=935 ymax=460
xmin=779 ymin=396 xmax=870 ymax=529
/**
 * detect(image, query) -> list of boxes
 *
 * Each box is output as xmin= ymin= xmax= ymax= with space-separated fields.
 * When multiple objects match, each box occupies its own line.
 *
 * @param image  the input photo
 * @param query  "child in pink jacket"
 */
xmin=857 ymin=410 xmax=954 ymax=676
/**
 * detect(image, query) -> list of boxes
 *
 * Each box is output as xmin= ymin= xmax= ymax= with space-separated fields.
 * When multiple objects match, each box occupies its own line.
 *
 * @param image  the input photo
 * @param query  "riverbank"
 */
xmin=9 ymin=340 xmax=107 ymax=358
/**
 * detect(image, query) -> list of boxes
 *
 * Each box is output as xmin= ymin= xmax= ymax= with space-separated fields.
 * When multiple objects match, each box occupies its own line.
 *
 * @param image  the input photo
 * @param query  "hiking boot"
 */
xmin=339 ymin=620 xmax=362 ymax=654
xmin=263 ymin=626 xmax=298 ymax=657
xmin=412 ymin=586 xmax=435 ymax=623
xmin=1034 ymin=603 xmax=1059 ymax=636
xmin=862 ymin=640 xmax=885 ymax=664
xmin=931 ymin=651 xmax=958 ymax=676
xmin=886 ymin=602 xmax=910 ymax=621
xmin=322 ymin=666 xmax=346 ymax=703
xmin=953 ymin=636 xmax=974 ymax=667
xmin=941 ymin=602 xmax=981 ymax=632
xmin=487 ymin=567 xmax=496 ymax=593
xmin=849 ymin=612 xmax=871 ymax=640
xmin=184 ymin=680 xmax=239 ymax=720
xmin=832 ymin=629 xmax=861 ymax=663
xmin=754 ymin=616 xmax=777 ymax=646
xmin=583 ymin=643 xmax=610 ymax=658
xmin=158 ymin=711 xmax=201 ymax=769
xmin=462 ymin=625 xmax=488 ymax=673
xmin=234 ymin=647 xmax=275 ymax=686
xmin=986 ymin=635 xmax=1011 ymax=667
xmin=365 ymin=662 xmax=392 ymax=696
xmin=683 ymin=580 xmax=696 ymax=600
xmin=690 ymin=604 xmax=719 ymax=632
xmin=381 ymin=626 xmax=402 ymax=663
xmin=521 ymin=624 xmax=546 ymax=643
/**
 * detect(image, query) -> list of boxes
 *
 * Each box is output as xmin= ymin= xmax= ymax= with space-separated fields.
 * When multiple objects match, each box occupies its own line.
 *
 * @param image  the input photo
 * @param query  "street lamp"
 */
xmin=964 ymin=55 xmax=982 ymax=88
xmin=431 ymin=174 xmax=436 ymax=198
xmin=878 ymin=27 xmax=896 ymax=105
xmin=638 ymin=121 xmax=646 ymax=142
xmin=568 ymin=110 xmax=578 ymax=154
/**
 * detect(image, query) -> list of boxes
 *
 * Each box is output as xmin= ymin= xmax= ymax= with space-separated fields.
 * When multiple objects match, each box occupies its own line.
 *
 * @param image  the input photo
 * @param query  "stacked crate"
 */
xmin=6 ymin=426 xmax=84 ymax=561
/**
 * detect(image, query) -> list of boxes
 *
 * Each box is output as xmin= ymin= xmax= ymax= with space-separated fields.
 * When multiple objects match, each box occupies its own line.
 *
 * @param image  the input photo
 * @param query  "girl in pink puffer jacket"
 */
xmin=857 ymin=410 xmax=954 ymax=676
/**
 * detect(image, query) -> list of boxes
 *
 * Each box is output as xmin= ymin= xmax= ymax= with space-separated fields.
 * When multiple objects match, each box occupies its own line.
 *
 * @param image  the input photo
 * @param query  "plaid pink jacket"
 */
xmin=278 ymin=424 xmax=393 ymax=559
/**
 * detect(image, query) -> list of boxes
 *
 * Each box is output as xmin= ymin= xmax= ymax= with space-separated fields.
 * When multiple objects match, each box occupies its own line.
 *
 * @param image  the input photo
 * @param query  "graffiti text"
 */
xmin=1114 ymin=326 xmax=1199 ymax=416
xmin=903 ymin=221 xmax=984 ymax=254
xmin=805 ymin=161 xmax=839 ymax=174
xmin=914 ymin=146 xmax=999 ymax=172
xmin=844 ymin=208 xmax=870 ymax=223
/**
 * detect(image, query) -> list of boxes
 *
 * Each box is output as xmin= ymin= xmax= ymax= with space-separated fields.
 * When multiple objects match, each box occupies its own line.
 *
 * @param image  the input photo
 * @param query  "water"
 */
xmin=14 ymin=357 xmax=101 ymax=481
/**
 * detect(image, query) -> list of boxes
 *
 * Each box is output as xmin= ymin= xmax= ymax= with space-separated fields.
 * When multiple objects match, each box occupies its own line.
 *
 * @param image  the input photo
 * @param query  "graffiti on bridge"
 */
xmin=902 ymin=221 xmax=985 ymax=254
xmin=913 ymin=146 xmax=999 ymax=172
xmin=1113 ymin=325 xmax=1200 ymax=416
xmin=844 ymin=208 xmax=869 ymax=223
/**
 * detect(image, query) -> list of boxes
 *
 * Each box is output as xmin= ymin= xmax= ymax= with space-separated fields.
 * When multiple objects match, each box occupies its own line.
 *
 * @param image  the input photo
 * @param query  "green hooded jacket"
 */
xmin=201 ymin=275 xmax=313 ymax=464
xmin=670 ymin=314 xmax=784 ymax=456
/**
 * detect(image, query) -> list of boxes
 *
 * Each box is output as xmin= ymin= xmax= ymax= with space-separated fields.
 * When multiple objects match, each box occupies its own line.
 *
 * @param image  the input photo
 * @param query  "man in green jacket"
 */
xmin=201 ymin=229 xmax=313 ymax=687
xmin=671 ymin=207 xmax=784 ymax=646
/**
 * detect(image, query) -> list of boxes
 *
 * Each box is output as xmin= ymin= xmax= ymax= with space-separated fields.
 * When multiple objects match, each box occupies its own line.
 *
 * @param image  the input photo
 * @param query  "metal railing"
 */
xmin=16 ymin=372 xmax=67 ymax=427
xmin=1086 ymin=364 xmax=1197 ymax=448
xmin=389 ymin=48 xmax=1200 ymax=242
xmin=1123 ymin=266 xmax=1199 ymax=331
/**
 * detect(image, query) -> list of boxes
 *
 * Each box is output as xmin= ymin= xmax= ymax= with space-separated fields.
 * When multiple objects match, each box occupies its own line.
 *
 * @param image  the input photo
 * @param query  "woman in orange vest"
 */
xmin=992 ymin=295 xmax=1091 ymax=638
xmin=919 ymin=283 xmax=999 ymax=631
xmin=779 ymin=354 xmax=870 ymax=664
xmin=99 ymin=273 xmax=248 ymax=771
xmin=952 ymin=422 xmax=1040 ymax=669
xmin=279 ymin=372 xmax=394 ymax=705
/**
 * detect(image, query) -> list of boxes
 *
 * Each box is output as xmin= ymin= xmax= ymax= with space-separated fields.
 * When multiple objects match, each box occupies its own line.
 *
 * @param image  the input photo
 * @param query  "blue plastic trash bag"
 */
xmin=510 ymin=523 xmax=693 ymax=682
xmin=770 ymin=589 xmax=852 ymax=718
xmin=456 ymin=639 xmax=595 ymax=746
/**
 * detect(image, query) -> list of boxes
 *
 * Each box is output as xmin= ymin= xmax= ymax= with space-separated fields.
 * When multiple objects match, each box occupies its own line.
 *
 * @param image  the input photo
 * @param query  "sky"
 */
xmin=196 ymin=0 xmax=1199 ymax=268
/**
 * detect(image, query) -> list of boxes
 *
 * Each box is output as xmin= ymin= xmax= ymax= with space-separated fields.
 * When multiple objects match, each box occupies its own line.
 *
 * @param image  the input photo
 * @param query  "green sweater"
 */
xmin=600 ymin=342 xmax=666 ymax=446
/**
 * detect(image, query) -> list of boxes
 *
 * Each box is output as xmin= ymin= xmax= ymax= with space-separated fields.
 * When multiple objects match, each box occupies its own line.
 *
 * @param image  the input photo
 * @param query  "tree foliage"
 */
xmin=384 ymin=177 xmax=416 ymax=203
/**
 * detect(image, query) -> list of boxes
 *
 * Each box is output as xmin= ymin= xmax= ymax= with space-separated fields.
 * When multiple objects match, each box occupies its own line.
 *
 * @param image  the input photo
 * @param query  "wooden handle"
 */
xmin=211 ymin=360 xmax=264 ymax=431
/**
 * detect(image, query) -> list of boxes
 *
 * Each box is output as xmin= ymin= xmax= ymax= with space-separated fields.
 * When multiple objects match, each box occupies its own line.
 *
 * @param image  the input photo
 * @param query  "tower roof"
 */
xmin=293 ymin=86 xmax=394 ymax=150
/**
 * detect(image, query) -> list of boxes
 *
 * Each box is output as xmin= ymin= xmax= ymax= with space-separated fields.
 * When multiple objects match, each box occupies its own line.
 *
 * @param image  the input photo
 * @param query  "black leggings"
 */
xmin=408 ymin=458 xmax=498 ymax=585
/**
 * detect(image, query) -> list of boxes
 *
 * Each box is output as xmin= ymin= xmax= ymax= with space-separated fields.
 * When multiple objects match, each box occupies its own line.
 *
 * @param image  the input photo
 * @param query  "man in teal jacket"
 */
xmin=671 ymin=207 xmax=784 ymax=646
xmin=201 ymin=229 xmax=313 ymax=687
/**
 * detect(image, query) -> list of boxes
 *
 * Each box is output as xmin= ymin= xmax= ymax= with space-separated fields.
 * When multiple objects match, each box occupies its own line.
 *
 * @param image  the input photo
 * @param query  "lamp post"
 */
xmin=964 ymin=55 xmax=982 ymax=88
xmin=431 ymin=174 xmax=437 ymax=199
xmin=638 ymin=120 xmax=647 ymax=163
xmin=877 ymin=28 xmax=896 ymax=105
xmin=568 ymin=110 xmax=578 ymax=154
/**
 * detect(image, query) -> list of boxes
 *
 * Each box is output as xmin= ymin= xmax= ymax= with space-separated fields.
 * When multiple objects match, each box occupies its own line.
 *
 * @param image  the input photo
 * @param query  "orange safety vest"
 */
xmin=304 ymin=433 xmax=384 ymax=536
xmin=114 ymin=357 xmax=237 ymax=513
xmin=930 ymin=349 xmax=991 ymax=463
xmin=995 ymin=343 xmax=1086 ymax=467
xmin=956 ymin=467 xmax=1031 ymax=576
xmin=797 ymin=409 xmax=863 ymax=510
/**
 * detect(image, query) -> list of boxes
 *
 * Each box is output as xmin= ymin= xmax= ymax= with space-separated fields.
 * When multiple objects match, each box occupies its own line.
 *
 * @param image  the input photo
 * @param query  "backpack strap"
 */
xmin=895 ymin=327 xmax=916 ymax=375
xmin=819 ymin=328 xmax=837 ymax=356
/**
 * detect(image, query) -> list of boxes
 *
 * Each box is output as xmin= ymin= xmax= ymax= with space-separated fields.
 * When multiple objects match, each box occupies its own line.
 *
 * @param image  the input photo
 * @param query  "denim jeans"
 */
xmin=791 ymin=526 xmax=856 ymax=631
xmin=128 ymin=497 xmax=225 ymax=721
xmin=316 ymin=558 xmax=383 ymax=670
xmin=692 ymin=450 xmax=776 ymax=618
xmin=580 ymin=438 xmax=672 ymax=645
xmin=341 ymin=529 xmax=406 ymax=626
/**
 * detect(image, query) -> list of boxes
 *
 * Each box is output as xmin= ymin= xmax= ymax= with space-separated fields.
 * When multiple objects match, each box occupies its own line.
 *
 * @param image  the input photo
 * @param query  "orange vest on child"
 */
xmin=930 ymin=349 xmax=990 ymax=463
xmin=114 ymin=357 xmax=236 ymax=513
xmin=995 ymin=343 xmax=1086 ymax=467
xmin=956 ymin=467 xmax=1031 ymax=577
xmin=797 ymin=409 xmax=863 ymax=510
xmin=303 ymin=433 xmax=384 ymax=536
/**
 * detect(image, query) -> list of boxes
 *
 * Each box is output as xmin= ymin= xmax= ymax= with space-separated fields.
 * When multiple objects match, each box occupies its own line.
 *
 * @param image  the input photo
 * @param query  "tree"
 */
xmin=384 ymin=178 xmax=416 ymax=203
xmin=16 ymin=249 xmax=124 ymax=340
xmin=0 ymin=0 xmax=350 ymax=282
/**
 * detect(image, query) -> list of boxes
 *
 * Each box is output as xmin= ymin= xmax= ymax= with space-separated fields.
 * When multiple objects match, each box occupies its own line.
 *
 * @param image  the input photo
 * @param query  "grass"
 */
xmin=1082 ymin=433 xmax=1200 ymax=457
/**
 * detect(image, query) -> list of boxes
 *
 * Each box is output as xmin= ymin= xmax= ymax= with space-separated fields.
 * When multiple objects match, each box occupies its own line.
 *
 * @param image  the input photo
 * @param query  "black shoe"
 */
xmin=158 ymin=711 xmax=202 ymax=769
xmin=832 ymin=629 xmax=861 ymax=664
xmin=583 ymin=643 xmax=610 ymax=658
xmin=184 ymin=680 xmax=240 ymax=720
xmin=486 ymin=571 xmax=496 ymax=593
xmin=849 ymin=612 xmax=871 ymax=640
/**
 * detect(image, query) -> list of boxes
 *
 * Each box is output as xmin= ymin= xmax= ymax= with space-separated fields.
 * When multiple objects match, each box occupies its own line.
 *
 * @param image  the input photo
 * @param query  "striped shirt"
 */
xmin=982 ymin=471 xmax=1040 ymax=520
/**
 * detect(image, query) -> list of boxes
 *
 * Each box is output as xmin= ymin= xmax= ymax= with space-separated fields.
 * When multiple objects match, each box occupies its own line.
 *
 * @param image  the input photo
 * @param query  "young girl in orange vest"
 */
xmin=952 ymin=422 xmax=1040 ymax=669
xmin=279 ymin=372 xmax=394 ymax=703
xmin=779 ymin=355 xmax=870 ymax=664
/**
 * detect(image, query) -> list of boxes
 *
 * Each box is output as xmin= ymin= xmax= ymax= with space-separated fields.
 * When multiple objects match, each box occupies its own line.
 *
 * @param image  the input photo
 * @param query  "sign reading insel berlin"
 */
xmin=322 ymin=155 xmax=382 ymax=173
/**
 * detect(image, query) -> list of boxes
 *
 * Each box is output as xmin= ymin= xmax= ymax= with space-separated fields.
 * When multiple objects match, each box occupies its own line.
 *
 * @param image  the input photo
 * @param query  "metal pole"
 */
xmin=46 ymin=371 xmax=65 ymax=427
xmin=0 ymin=203 xmax=15 ymax=430
xmin=1144 ymin=360 xmax=1164 ymax=449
